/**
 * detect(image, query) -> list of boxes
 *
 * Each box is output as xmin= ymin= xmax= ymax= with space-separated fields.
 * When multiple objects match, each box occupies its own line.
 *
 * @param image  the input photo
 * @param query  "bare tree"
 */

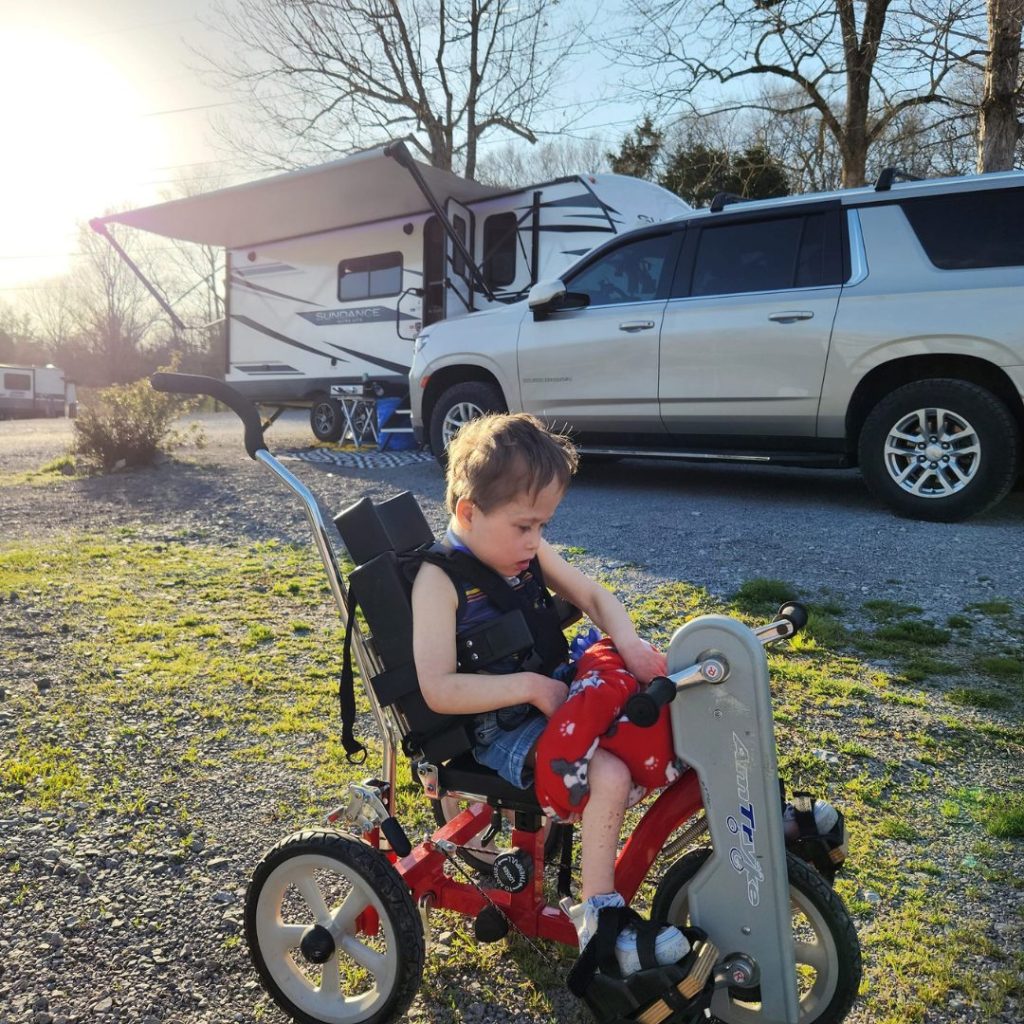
xmin=978 ymin=0 xmax=1024 ymax=169
xmin=475 ymin=135 xmax=609 ymax=187
xmin=72 ymin=222 xmax=165 ymax=385
xmin=621 ymin=0 xmax=985 ymax=187
xmin=201 ymin=0 xmax=586 ymax=179
xmin=24 ymin=276 xmax=81 ymax=366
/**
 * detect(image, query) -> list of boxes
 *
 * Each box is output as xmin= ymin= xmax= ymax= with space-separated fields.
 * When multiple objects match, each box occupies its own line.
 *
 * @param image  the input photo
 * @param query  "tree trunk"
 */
xmin=978 ymin=0 xmax=1024 ymax=171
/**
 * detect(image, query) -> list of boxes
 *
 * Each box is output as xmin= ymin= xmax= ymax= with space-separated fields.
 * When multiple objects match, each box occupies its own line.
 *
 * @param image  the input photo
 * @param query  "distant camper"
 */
xmin=94 ymin=142 xmax=689 ymax=442
xmin=0 ymin=365 xmax=76 ymax=420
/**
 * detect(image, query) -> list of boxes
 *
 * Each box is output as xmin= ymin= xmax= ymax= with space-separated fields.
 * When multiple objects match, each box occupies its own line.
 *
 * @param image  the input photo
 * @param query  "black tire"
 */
xmin=652 ymin=848 xmax=861 ymax=1024
xmin=857 ymin=379 xmax=1020 ymax=522
xmin=310 ymin=396 xmax=345 ymax=442
xmin=428 ymin=381 xmax=506 ymax=465
xmin=245 ymin=829 xmax=424 ymax=1024
xmin=429 ymin=796 xmax=561 ymax=874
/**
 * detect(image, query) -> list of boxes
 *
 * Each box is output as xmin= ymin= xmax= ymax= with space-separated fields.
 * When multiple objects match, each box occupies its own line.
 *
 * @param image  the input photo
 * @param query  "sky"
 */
xmin=0 ymin=0 xmax=646 ymax=299
xmin=0 ymin=1 xmax=237 ymax=294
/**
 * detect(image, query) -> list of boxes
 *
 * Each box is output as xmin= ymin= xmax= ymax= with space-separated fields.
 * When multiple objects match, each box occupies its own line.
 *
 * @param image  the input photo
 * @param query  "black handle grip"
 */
xmin=624 ymin=674 xmax=677 ymax=728
xmin=777 ymin=601 xmax=808 ymax=631
xmin=380 ymin=815 xmax=412 ymax=858
xmin=150 ymin=372 xmax=265 ymax=459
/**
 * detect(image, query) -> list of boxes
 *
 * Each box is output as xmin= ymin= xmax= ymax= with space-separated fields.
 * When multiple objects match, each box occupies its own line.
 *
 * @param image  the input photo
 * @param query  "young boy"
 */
xmin=411 ymin=412 xmax=687 ymax=975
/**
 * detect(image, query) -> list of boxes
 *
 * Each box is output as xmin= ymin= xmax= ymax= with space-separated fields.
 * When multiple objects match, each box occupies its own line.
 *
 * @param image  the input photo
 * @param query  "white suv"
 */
xmin=409 ymin=170 xmax=1024 ymax=521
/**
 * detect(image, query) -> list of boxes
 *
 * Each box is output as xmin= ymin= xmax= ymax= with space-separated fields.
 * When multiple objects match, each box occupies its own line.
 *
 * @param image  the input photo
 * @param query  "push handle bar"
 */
xmin=150 ymin=372 xmax=266 ymax=459
xmin=625 ymin=602 xmax=807 ymax=726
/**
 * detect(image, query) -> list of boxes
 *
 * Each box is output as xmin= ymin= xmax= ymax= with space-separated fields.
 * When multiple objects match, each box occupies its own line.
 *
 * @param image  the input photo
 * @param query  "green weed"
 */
xmin=947 ymin=688 xmax=1011 ymax=710
xmin=732 ymin=578 xmax=795 ymax=615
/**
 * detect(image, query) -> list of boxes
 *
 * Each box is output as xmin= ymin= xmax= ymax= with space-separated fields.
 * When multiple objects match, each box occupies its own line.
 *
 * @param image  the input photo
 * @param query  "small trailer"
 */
xmin=93 ymin=142 xmax=689 ymax=442
xmin=0 ymin=364 xmax=76 ymax=420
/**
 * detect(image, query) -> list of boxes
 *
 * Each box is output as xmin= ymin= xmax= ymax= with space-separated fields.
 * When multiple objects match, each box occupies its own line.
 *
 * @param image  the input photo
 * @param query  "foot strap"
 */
xmin=634 ymin=938 xmax=718 ymax=1024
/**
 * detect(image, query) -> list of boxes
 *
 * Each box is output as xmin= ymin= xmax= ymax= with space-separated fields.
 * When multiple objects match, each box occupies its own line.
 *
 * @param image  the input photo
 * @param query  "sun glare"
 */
xmin=0 ymin=28 xmax=169 ymax=287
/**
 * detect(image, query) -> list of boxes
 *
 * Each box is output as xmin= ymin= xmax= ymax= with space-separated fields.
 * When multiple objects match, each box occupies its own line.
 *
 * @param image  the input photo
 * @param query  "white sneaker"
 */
xmin=783 ymin=797 xmax=839 ymax=840
xmin=561 ymin=893 xmax=690 ymax=976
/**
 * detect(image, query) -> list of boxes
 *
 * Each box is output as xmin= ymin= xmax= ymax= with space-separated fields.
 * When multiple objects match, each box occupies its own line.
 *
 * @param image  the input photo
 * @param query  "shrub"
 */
xmin=73 ymin=371 xmax=202 ymax=472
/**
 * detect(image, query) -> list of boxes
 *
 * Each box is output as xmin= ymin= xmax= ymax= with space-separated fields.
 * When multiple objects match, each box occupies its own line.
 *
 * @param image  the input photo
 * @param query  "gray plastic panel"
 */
xmin=667 ymin=615 xmax=799 ymax=1024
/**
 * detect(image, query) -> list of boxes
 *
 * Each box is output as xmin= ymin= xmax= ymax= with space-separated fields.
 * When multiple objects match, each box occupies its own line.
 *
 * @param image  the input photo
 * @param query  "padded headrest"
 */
xmin=334 ymin=491 xmax=434 ymax=564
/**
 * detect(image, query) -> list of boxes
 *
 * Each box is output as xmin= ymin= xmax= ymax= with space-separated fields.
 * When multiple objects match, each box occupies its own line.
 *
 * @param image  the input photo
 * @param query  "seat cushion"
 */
xmin=437 ymin=752 xmax=543 ymax=812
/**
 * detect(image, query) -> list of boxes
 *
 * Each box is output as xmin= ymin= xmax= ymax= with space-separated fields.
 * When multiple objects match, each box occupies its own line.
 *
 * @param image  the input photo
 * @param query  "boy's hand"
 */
xmin=529 ymin=674 xmax=569 ymax=717
xmin=618 ymin=637 xmax=668 ymax=685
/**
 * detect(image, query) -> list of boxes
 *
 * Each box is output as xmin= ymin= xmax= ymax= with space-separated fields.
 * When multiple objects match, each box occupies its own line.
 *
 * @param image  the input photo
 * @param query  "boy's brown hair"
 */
xmin=444 ymin=413 xmax=578 ymax=514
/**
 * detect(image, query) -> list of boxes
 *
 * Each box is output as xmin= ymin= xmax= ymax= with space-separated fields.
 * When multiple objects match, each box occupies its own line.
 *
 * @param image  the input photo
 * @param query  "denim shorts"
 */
xmin=472 ymin=711 xmax=547 ymax=790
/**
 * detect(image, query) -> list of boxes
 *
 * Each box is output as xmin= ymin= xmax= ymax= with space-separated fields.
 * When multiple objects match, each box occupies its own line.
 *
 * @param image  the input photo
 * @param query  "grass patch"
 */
xmin=862 ymin=599 xmax=923 ymax=621
xmin=979 ymin=656 xmax=1023 ymax=682
xmin=874 ymin=619 xmax=951 ymax=646
xmin=0 ymin=452 xmax=82 ymax=487
xmin=983 ymin=795 xmax=1024 ymax=838
xmin=732 ymin=577 xmax=795 ymax=615
xmin=967 ymin=600 xmax=1013 ymax=616
xmin=947 ymin=688 xmax=1011 ymax=711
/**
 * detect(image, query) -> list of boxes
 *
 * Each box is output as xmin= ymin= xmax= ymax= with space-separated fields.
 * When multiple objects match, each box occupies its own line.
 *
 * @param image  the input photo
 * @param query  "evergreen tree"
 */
xmin=607 ymin=116 xmax=665 ymax=180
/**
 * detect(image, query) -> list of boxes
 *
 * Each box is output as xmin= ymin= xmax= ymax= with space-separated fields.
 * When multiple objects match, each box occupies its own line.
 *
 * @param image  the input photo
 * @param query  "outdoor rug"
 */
xmin=279 ymin=446 xmax=436 ymax=470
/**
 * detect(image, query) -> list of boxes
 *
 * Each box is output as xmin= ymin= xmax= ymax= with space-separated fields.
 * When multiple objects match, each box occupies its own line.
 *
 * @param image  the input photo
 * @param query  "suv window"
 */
xmin=338 ymin=252 xmax=402 ymax=301
xmin=685 ymin=212 xmax=841 ymax=297
xmin=566 ymin=232 xmax=677 ymax=306
xmin=900 ymin=188 xmax=1024 ymax=269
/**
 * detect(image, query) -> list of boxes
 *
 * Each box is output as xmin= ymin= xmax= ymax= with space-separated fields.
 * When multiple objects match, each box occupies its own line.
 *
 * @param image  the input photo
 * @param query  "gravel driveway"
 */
xmin=1 ymin=412 xmax=1022 ymax=1024
xmin=4 ymin=412 xmax=1022 ymax=615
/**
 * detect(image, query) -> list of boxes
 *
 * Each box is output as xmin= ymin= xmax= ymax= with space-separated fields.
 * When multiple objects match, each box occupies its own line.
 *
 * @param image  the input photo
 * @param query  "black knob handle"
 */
xmin=777 ymin=602 xmax=808 ymax=631
xmin=624 ymin=675 xmax=677 ymax=727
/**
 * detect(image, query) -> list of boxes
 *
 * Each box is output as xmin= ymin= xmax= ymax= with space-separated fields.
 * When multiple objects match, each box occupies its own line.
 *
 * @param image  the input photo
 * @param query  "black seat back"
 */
xmin=334 ymin=492 xmax=477 ymax=763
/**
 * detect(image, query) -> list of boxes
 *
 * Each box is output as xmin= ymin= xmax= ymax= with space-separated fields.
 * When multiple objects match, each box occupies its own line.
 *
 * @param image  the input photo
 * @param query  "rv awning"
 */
xmin=94 ymin=144 xmax=503 ymax=250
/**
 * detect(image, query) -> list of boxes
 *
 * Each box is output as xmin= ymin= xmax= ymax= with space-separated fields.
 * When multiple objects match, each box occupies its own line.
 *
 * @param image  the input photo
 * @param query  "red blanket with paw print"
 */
xmin=533 ymin=638 xmax=683 ymax=823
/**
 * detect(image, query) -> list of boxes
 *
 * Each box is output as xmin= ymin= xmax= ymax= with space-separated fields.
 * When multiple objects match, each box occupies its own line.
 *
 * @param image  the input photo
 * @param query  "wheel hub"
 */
xmin=884 ymin=406 xmax=980 ymax=498
xmin=299 ymin=923 xmax=336 ymax=964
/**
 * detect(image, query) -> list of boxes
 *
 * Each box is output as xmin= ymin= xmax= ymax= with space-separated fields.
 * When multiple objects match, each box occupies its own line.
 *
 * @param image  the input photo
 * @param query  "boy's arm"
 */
xmin=537 ymin=539 xmax=668 ymax=684
xmin=411 ymin=562 xmax=567 ymax=717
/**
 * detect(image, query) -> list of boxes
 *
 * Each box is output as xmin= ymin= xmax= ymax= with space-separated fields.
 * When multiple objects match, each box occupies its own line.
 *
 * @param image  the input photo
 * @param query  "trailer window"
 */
xmin=452 ymin=214 xmax=468 ymax=280
xmin=338 ymin=252 xmax=403 ymax=301
xmin=3 ymin=373 xmax=31 ymax=391
xmin=483 ymin=212 xmax=518 ymax=289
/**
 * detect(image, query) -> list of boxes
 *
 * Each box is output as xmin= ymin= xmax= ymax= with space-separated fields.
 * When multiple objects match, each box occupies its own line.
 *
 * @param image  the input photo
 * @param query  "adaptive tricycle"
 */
xmin=152 ymin=374 xmax=861 ymax=1024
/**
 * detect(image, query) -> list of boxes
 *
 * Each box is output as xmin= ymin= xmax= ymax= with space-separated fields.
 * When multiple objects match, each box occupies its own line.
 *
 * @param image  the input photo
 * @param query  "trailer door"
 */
xmin=444 ymin=198 xmax=475 ymax=317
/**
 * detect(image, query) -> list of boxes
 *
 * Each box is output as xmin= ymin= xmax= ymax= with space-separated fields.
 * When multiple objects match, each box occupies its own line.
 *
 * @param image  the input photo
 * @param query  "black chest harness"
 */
xmin=333 ymin=492 xmax=577 ymax=765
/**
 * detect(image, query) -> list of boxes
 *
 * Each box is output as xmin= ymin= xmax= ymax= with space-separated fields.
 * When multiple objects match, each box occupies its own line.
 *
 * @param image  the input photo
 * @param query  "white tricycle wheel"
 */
xmin=245 ymin=830 xmax=424 ymax=1024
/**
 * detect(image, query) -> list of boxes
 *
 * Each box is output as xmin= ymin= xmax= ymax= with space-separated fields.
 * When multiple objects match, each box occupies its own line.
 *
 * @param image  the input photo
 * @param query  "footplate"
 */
xmin=636 ymin=937 xmax=718 ymax=1024
xmin=667 ymin=615 xmax=799 ymax=1024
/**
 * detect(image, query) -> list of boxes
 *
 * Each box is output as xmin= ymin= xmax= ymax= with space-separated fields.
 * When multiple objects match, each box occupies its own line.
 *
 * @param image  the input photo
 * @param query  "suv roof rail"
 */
xmin=874 ymin=167 xmax=924 ymax=192
xmin=709 ymin=191 xmax=747 ymax=212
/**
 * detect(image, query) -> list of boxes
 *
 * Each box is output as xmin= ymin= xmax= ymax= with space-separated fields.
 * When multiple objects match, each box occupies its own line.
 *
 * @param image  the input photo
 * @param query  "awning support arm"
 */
xmin=89 ymin=218 xmax=187 ymax=331
xmin=384 ymin=141 xmax=496 ymax=303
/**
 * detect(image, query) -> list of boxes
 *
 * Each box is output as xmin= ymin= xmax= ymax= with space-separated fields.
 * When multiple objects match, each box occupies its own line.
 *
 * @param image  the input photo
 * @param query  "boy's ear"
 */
xmin=454 ymin=496 xmax=476 ymax=530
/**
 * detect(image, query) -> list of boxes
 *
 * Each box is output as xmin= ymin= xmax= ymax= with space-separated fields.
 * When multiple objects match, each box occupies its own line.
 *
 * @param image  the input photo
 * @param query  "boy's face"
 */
xmin=455 ymin=479 xmax=564 ymax=578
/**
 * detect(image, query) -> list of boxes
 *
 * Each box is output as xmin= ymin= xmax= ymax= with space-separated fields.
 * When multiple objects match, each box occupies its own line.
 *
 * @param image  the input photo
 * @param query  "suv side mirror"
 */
xmin=528 ymin=278 xmax=590 ymax=320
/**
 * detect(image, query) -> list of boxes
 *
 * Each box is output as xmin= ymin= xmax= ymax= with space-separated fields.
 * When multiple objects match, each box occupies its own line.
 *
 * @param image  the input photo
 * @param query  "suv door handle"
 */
xmin=619 ymin=320 xmax=656 ymax=332
xmin=768 ymin=311 xmax=814 ymax=323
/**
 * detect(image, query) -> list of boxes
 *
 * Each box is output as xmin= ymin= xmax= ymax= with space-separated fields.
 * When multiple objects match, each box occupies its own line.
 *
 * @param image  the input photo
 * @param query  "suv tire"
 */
xmin=858 ymin=378 xmax=1020 ymax=522
xmin=429 ymin=381 xmax=506 ymax=464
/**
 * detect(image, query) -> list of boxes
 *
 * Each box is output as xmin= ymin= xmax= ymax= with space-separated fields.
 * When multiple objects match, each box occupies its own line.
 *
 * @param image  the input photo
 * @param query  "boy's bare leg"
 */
xmin=580 ymin=748 xmax=632 ymax=899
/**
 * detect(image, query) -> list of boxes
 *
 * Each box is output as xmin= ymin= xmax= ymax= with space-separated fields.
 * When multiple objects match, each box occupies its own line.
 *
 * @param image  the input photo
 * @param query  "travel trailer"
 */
xmin=94 ymin=142 xmax=689 ymax=441
xmin=0 ymin=364 xmax=75 ymax=420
